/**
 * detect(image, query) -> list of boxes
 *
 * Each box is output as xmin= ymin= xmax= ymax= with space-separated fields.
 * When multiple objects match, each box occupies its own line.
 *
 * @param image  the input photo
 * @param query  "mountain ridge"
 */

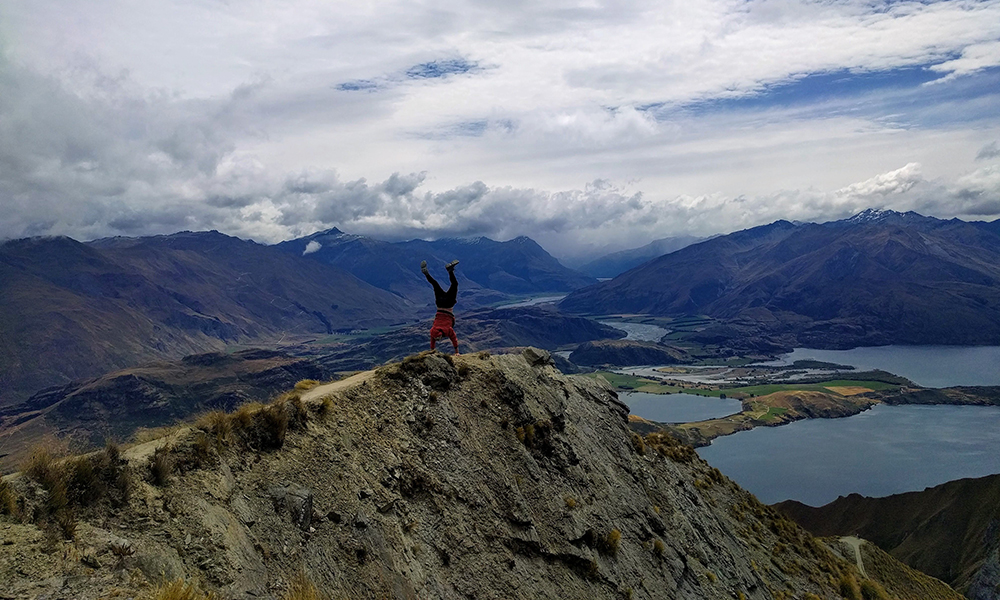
xmin=560 ymin=211 xmax=1000 ymax=348
xmin=0 ymin=349 xmax=960 ymax=599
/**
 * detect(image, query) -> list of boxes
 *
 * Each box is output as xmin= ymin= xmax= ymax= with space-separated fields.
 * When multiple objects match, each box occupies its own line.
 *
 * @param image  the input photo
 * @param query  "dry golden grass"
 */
xmin=0 ymin=477 xmax=17 ymax=515
xmin=283 ymin=571 xmax=324 ymax=600
xmin=147 ymin=578 xmax=218 ymax=600
xmin=825 ymin=386 xmax=873 ymax=396
xmin=294 ymin=379 xmax=321 ymax=391
xmin=195 ymin=411 xmax=232 ymax=445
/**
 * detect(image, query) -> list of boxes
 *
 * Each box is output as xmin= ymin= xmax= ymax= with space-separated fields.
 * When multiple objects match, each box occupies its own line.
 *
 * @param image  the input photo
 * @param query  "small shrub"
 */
xmin=705 ymin=570 xmax=717 ymax=583
xmin=564 ymin=496 xmax=577 ymax=509
xmin=284 ymin=571 xmax=323 ymax=600
xmin=585 ymin=559 xmax=599 ymax=580
xmin=653 ymin=538 xmax=665 ymax=557
xmin=294 ymin=379 xmax=321 ymax=391
xmin=150 ymin=446 xmax=173 ymax=486
xmin=148 ymin=578 xmax=218 ymax=600
xmin=428 ymin=391 xmax=439 ymax=403
xmin=457 ymin=364 xmax=470 ymax=378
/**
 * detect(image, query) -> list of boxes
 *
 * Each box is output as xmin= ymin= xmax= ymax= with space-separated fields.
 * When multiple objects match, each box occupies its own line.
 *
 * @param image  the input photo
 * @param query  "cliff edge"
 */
xmin=0 ymin=349 xmax=958 ymax=599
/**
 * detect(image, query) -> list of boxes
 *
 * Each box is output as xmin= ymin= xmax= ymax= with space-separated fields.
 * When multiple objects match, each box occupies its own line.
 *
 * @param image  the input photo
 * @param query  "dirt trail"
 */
xmin=301 ymin=370 xmax=373 ymax=402
xmin=842 ymin=536 xmax=868 ymax=578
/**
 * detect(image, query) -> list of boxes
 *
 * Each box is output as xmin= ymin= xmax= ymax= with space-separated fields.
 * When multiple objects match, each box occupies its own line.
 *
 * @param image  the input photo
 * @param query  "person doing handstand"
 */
xmin=422 ymin=259 xmax=460 ymax=354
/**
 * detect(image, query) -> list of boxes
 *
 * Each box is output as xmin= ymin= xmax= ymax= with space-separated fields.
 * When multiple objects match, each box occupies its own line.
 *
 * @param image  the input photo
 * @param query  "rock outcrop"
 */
xmin=0 ymin=350 xmax=959 ymax=599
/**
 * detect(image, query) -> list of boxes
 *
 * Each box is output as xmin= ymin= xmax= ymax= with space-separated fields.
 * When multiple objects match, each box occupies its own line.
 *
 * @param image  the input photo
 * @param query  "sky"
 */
xmin=1 ymin=0 xmax=999 ymax=259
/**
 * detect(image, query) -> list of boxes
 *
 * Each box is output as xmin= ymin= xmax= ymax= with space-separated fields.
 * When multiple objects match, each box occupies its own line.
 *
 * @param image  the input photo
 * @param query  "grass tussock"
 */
xmin=0 ymin=477 xmax=17 ymax=516
xmin=196 ymin=411 xmax=232 ymax=446
xmin=192 ymin=391 xmax=314 ymax=454
xmin=22 ymin=442 xmax=132 ymax=540
xmin=283 ymin=571 xmax=324 ymax=600
xmin=630 ymin=432 xmax=646 ymax=455
xmin=599 ymin=528 xmax=621 ymax=555
xmin=839 ymin=573 xmax=862 ymax=600
xmin=644 ymin=432 xmax=697 ymax=463
xmin=859 ymin=579 xmax=890 ymax=600
xmin=294 ymin=379 xmax=321 ymax=391
xmin=150 ymin=445 xmax=173 ymax=486
xmin=147 ymin=578 xmax=218 ymax=600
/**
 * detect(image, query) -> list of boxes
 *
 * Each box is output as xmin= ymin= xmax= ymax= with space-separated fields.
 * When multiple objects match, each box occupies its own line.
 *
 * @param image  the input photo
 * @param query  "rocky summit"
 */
xmin=0 ymin=350 xmax=956 ymax=599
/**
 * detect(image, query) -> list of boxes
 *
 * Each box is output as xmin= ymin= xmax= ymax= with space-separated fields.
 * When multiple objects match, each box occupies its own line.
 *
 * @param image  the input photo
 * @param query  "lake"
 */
xmin=763 ymin=345 xmax=1000 ymax=388
xmin=698 ymin=404 xmax=1000 ymax=506
xmin=622 ymin=391 xmax=742 ymax=423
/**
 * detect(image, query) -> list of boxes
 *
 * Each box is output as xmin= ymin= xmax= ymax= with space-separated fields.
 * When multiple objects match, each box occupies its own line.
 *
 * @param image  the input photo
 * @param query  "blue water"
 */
xmin=623 ymin=391 xmax=742 ymax=423
xmin=698 ymin=404 xmax=1000 ymax=506
xmin=764 ymin=346 xmax=1000 ymax=388
xmin=600 ymin=321 xmax=670 ymax=342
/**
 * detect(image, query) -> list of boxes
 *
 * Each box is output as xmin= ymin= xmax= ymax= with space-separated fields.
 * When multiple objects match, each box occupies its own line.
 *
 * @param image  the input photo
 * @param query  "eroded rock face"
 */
xmin=0 ymin=350 xmax=947 ymax=599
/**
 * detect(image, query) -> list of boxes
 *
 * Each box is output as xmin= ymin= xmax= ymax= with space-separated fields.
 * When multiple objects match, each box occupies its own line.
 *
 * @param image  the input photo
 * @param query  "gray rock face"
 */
xmin=270 ymin=484 xmax=314 ymax=531
xmin=0 ymin=349 xmax=945 ymax=599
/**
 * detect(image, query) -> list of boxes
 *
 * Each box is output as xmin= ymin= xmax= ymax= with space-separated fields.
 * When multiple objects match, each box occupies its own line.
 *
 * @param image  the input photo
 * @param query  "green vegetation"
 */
xmin=587 ymin=371 xmax=684 ymax=394
xmin=757 ymin=406 xmax=789 ymax=422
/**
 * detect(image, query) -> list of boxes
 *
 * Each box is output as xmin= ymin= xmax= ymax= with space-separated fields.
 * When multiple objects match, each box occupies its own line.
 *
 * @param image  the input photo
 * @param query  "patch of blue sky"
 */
xmin=335 ymin=79 xmax=380 ymax=92
xmin=645 ymin=64 xmax=1000 ymax=129
xmin=413 ymin=118 xmax=516 ymax=140
xmin=405 ymin=58 xmax=480 ymax=80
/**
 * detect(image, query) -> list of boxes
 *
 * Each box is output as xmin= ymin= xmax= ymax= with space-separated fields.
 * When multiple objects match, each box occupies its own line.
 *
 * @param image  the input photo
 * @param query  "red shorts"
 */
xmin=429 ymin=310 xmax=458 ymax=350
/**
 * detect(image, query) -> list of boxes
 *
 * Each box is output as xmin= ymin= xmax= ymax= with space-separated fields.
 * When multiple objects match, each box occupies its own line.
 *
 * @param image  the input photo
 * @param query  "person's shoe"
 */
xmin=445 ymin=260 xmax=459 ymax=271
xmin=421 ymin=260 xmax=429 ymax=275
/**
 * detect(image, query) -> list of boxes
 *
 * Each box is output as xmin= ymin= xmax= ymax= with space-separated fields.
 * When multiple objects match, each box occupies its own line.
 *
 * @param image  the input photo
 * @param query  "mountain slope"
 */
xmin=277 ymin=229 xmax=595 ymax=305
xmin=0 ymin=350 xmax=958 ymax=599
xmin=577 ymin=235 xmax=705 ymax=278
xmin=0 ymin=232 xmax=411 ymax=405
xmin=0 ymin=349 xmax=332 ymax=471
xmin=561 ymin=211 xmax=1000 ymax=347
xmin=776 ymin=473 xmax=1000 ymax=598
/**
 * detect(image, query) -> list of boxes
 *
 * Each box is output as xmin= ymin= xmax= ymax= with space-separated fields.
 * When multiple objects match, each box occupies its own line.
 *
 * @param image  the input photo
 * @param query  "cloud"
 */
xmin=978 ymin=141 xmax=1000 ymax=161
xmin=2 ymin=0 xmax=1000 ymax=260
xmin=303 ymin=240 xmax=322 ymax=255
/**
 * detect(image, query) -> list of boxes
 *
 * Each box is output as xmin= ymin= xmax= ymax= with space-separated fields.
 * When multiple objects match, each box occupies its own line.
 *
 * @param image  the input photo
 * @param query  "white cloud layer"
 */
xmin=1 ymin=0 xmax=999 ymax=259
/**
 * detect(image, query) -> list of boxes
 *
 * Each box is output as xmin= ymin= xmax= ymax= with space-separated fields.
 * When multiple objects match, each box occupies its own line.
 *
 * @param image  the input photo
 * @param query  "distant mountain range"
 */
xmin=776 ymin=472 xmax=1000 ymax=598
xmin=560 ymin=210 xmax=1000 ymax=348
xmin=0 ymin=229 xmax=595 ymax=405
xmin=0 ymin=231 xmax=410 ymax=406
xmin=575 ymin=235 xmax=705 ymax=278
xmin=277 ymin=229 xmax=595 ymax=306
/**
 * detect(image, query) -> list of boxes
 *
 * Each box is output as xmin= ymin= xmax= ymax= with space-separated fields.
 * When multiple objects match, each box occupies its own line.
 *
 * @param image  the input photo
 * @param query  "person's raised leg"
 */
xmin=443 ymin=260 xmax=459 ymax=307
xmin=422 ymin=260 xmax=447 ymax=304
